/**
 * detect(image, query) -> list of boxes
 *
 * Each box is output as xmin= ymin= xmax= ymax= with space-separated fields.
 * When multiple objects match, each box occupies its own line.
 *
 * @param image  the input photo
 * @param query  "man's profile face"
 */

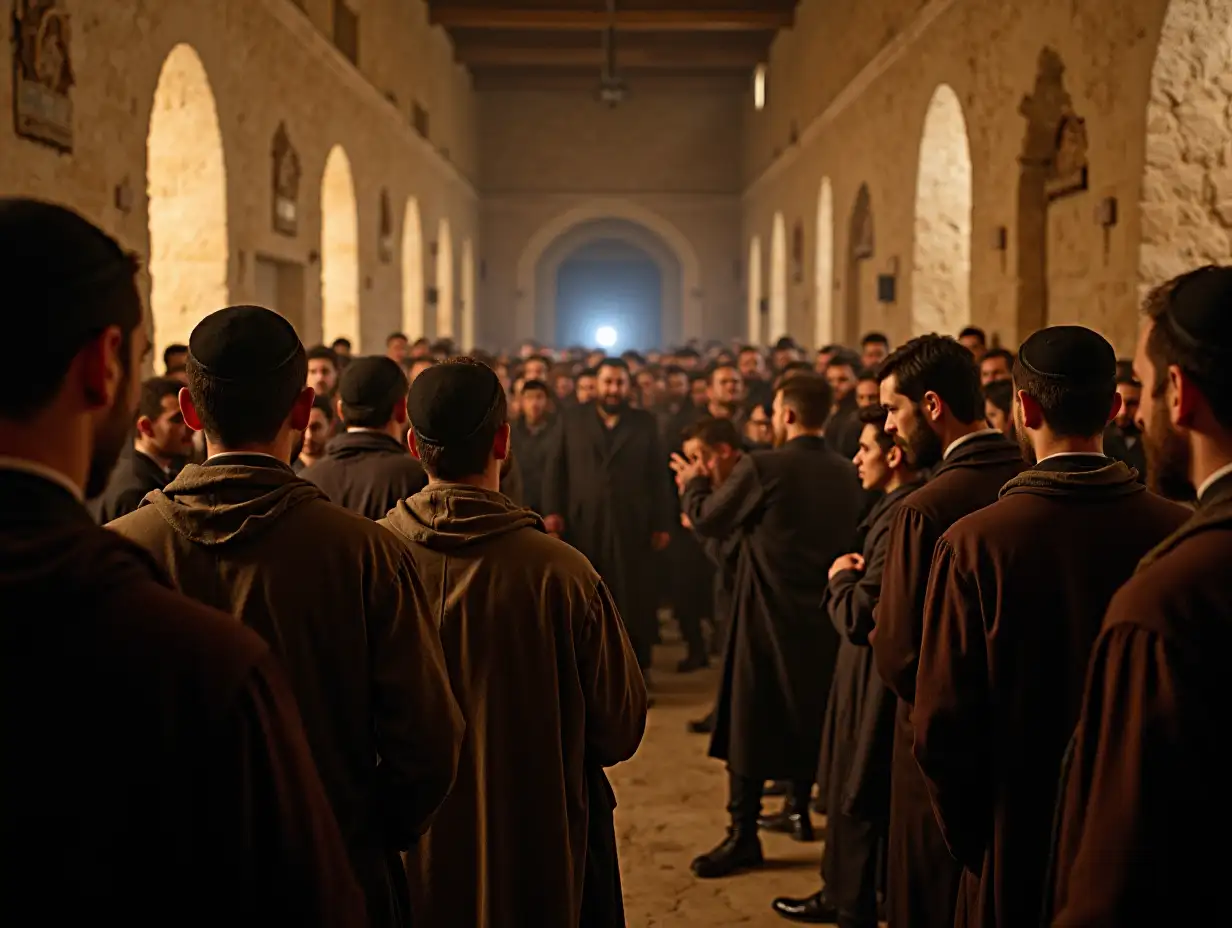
xmin=307 ymin=358 xmax=337 ymax=397
xmin=1135 ymin=321 xmax=1192 ymax=500
xmin=88 ymin=317 xmax=145 ymax=499
xmin=148 ymin=394 xmax=194 ymax=458
xmin=854 ymin=424 xmax=892 ymax=492
xmin=856 ymin=378 xmax=880 ymax=410
xmin=597 ymin=365 xmax=631 ymax=412
xmin=771 ymin=391 xmax=789 ymax=448
xmin=880 ymin=374 xmax=942 ymax=470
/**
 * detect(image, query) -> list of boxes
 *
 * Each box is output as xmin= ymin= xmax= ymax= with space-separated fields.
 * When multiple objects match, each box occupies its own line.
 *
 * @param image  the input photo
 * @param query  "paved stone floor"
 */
xmin=610 ymin=644 xmax=826 ymax=927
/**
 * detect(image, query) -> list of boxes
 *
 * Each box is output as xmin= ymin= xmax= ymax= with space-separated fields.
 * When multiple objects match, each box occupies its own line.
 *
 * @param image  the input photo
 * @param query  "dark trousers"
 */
xmin=821 ymin=810 xmax=884 ymax=928
xmin=728 ymin=771 xmax=811 ymax=829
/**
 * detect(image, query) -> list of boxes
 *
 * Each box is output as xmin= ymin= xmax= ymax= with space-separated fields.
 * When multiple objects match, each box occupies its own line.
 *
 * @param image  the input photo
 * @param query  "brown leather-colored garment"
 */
xmin=870 ymin=431 xmax=1026 ymax=928
xmin=380 ymin=485 xmax=647 ymax=928
xmin=108 ymin=457 xmax=463 ymax=928
xmin=912 ymin=457 xmax=1189 ymax=928
xmin=1049 ymin=471 xmax=1232 ymax=927
xmin=2 ymin=469 xmax=365 ymax=925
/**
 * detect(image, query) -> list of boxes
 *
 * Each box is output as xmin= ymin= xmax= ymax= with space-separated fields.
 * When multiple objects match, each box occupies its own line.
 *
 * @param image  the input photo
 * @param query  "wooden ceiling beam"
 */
xmin=454 ymin=41 xmax=764 ymax=69
xmin=430 ymin=7 xmax=794 ymax=32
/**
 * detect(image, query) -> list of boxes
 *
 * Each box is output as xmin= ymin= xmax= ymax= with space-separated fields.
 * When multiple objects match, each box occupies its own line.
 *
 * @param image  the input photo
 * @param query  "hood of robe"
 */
xmin=999 ymin=458 xmax=1143 ymax=500
xmin=381 ymin=483 xmax=542 ymax=551
xmin=141 ymin=462 xmax=328 ymax=546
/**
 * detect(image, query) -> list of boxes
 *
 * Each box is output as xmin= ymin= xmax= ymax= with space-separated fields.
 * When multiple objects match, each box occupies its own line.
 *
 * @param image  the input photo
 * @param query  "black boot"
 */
xmin=690 ymin=826 xmax=764 ymax=879
xmin=771 ymin=889 xmax=839 ymax=924
xmin=758 ymin=807 xmax=816 ymax=842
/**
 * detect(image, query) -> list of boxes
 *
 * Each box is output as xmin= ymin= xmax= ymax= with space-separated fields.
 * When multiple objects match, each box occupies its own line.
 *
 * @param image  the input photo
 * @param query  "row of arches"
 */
xmin=146 ymin=43 xmax=473 ymax=362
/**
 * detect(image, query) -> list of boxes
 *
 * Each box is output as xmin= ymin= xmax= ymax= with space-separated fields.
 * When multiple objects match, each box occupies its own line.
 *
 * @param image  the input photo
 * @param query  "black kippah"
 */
xmin=338 ymin=356 xmax=406 ymax=411
xmin=1018 ymin=325 xmax=1116 ymax=386
xmin=1165 ymin=265 xmax=1232 ymax=352
xmin=188 ymin=305 xmax=301 ymax=382
xmin=408 ymin=361 xmax=502 ymax=445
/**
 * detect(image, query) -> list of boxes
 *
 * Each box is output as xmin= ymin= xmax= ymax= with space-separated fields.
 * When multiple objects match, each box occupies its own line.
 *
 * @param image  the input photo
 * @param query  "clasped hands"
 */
xmin=828 ymin=553 xmax=865 ymax=580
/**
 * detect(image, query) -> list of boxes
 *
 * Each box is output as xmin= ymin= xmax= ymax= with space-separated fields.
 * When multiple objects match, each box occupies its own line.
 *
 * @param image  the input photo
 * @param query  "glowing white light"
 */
xmin=595 ymin=326 xmax=618 ymax=348
xmin=753 ymin=64 xmax=767 ymax=111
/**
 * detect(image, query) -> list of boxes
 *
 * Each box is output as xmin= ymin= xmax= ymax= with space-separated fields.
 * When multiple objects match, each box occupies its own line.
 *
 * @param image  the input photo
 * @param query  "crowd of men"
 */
xmin=3 ymin=196 xmax=1229 ymax=928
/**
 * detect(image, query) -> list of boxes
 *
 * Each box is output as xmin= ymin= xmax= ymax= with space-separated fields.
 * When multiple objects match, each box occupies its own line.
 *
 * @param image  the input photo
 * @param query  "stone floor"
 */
xmin=610 ymin=644 xmax=826 ymax=927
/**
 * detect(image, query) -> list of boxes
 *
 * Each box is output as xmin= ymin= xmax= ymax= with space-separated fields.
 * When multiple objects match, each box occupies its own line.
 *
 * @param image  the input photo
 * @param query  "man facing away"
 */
xmin=911 ymin=326 xmax=1188 ymax=928
xmin=1050 ymin=266 xmax=1232 ymax=926
xmin=679 ymin=375 xmax=862 ymax=878
xmin=869 ymin=334 xmax=1026 ymax=928
xmin=300 ymin=355 xmax=427 ymax=519
xmin=108 ymin=306 xmax=464 ymax=928
xmin=774 ymin=405 xmax=925 ymax=927
xmin=379 ymin=359 xmax=647 ymax=928
xmin=0 ymin=199 xmax=364 ymax=924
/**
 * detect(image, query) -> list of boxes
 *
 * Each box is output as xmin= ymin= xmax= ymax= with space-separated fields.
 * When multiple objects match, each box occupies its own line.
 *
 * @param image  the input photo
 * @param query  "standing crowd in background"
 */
xmin=4 ymin=197 xmax=1230 ymax=928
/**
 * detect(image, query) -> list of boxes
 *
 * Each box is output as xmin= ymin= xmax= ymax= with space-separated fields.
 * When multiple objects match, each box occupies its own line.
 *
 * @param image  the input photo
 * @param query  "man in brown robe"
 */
xmin=1050 ymin=266 xmax=1232 ymax=925
xmin=109 ymin=306 xmax=464 ymax=928
xmin=911 ymin=326 xmax=1188 ymax=928
xmin=0 ymin=199 xmax=364 ymax=924
xmin=380 ymin=359 xmax=647 ymax=928
xmin=869 ymin=334 xmax=1027 ymax=928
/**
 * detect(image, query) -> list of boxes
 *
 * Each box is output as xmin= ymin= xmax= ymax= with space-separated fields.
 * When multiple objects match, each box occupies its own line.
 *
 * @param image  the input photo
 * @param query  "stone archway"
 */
xmin=845 ymin=185 xmax=875 ymax=344
xmin=815 ymin=178 xmax=835 ymax=346
xmin=435 ymin=217 xmax=455 ymax=339
xmin=912 ymin=84 xmax=973 ymax=336
xmin=320 ymin=145 xmax=360 ymax=347
xmin=460 ymin=238 xmax=476 ymax=350
xmin=769 ymin=212 xmax=788 ymax=342
xmin=401 ymin=197 xmax=424 ymax=340
xmin=1139 ymin=0 xmax=1232 ymax=295
xmin=747 ymin=236 xmax=763 ymax=344
xmin=147 ymin=43 xmax=229 ymax=363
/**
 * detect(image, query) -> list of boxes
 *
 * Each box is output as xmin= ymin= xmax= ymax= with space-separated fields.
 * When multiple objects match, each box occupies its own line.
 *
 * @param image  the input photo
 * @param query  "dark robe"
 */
xmin=1 ymin=468 xmax=365 ymax=924
xmin=869 ymin=430 xmax=1026 ymax=928
xmin=912 ymin=457 xmax=1188 ymax=928
xmin=825 ymin=393 xmax=863 ymax=461
xmin=93 ymin=447 xmax=169 ymax=523
xmin=300 ymin=429 xmax=428 ymax=520
xmin=510 ymin=416 xmax=557 ymax=514
xmin=108 ymin=456 xmax=464 ymax=928
xmin=683 ymin=435 xmax=861 ymax=780
xmin=1048 ymin=469 xmax=1232 ymax=927
xmin=543 ymin=403 xmax=675 ymax=667
xmin=1103 ymin=422 xmax=1147 ymax=483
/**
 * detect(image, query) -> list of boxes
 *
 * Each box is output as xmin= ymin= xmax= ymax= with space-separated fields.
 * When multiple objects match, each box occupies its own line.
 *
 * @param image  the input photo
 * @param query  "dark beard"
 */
xmin=1013 ymin=404 xmax=1036 ymax=465
xmin=600 ymin=396 xmax=629 ymax=414
xmin=85 ymin=366 xmax=136 ymax=500
xmin=897 ymin=413 xmax=944 ymax=471
xmin=1144 ymin=402 xmax=1194 ymax=501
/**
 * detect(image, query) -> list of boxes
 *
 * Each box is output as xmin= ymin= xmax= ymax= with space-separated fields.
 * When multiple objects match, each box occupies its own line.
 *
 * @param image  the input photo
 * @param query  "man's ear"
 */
xmin=407 ymin=429 xmax=422 ymax=461
xmin=1017 ymin=390 xmax=1044 ymax=431
xmin=135 ymin=415 xmax=155 ymax=439
xmin=179 ymin=387 xmax=204 ymax=433
xmin=492 ymin=422 xmax=511 ymax=461
xmin=1105 ymin=390 xmax=1123 ymax=426
xmin=288 ymin=387 xmax=315 ymax=432
xmin=886 ymin=442 xmax=904 ymax=471
xmin=1172 ymin=364 xmax=1197 ymax=428
xmin=921 ymin=390 xmax=944 ymax=423
xmin=393 ymin=396 xmax=409 ymax=426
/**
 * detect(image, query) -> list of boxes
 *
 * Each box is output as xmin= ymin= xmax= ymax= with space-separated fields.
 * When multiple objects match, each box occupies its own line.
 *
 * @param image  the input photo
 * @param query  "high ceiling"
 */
xmin=428 ymin=0 xmax=798 ymax=92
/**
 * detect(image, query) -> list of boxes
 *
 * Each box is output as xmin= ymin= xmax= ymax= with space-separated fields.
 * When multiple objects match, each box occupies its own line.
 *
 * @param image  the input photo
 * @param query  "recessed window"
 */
xmin=753 ymin=64 xmax=767 ymax=111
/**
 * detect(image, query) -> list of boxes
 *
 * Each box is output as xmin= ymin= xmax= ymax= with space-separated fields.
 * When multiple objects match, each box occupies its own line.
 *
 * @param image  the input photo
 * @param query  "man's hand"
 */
xmin=680 ymin=512 xmax=693 ymax=530
xmin=670 ymin=452 xmax=707 ymax=492
xmin=651 ymin=532 xmax=671 ymax=552
xmin=828 ymin=552 xmax=865 ymax=580
xmin=543 ymin=514 xmax=565 ymax=536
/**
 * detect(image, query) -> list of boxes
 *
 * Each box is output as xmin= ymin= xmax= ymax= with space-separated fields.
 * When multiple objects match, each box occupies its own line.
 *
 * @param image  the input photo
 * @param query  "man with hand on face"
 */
xmin=679 ymin=375 xmax=861 ymax=880
xmin=773 ymin=405 xmax=924 ymax=927
xmin=543 ymin=357 xmax=674 ymax=674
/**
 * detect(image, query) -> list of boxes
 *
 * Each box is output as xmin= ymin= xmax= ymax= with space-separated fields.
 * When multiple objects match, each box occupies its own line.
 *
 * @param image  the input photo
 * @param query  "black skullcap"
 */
xmin=338 ymin=356 xmax=407 ymax=411
xmin=408 ymin=360 xmax=502 ymax=445
xmin=0 ymin=197 xmax=140 ymax=340
xmin=188 ymin=305 xmax=301 ymax=382
xmin=1017 ymin=325 xmax=1116 ymax=386
xmin=1164 ymin=265 xmax=1232 ymax=352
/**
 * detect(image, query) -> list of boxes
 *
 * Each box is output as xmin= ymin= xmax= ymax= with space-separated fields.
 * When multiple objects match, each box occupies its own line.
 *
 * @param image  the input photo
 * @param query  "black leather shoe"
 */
xmin=686 ymin=712 xmax=715 ymax=734
xmin=771 ymin=890 xmax=839 ymax=923
xmin=758 ymin=809 xmax=816 ymax=842
xmin=676 ymin=652 xmax=710 ymax=673
xmin=690 ymin=829 xmax=764 ymax=879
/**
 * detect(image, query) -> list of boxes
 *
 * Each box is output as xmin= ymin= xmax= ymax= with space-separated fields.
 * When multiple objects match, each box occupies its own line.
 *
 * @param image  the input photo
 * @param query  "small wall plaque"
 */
xmin=13 ymin=0 xmax=75 ymax=152
xmin=271 ymin=122 xmax=301 ymax=237
xmin=877 ymin=274 xmax=897 ymax=304
xmin=378 ymin=190 xmax=394 ymax=263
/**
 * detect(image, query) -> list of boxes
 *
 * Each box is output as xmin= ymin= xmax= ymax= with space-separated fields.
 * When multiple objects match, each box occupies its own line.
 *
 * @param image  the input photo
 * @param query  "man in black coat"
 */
xmin=773 ymin=406 xmax=924 ymax=927
xmin=678 ymin=375 xmax=862 ymax=879
xmin=543 ymin=357 xmax=675 ymax=671
xmin=300 ymin=356 xmax=427 ymax=519
xmin=508 ymin=378 xmax=556 ymax=514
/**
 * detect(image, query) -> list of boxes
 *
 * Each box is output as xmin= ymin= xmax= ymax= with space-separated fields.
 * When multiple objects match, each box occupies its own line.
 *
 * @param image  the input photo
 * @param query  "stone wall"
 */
xmin=742 ymin=0 xmax=1232 ymax=355
xmin=1 ymin=0 xmax=478 ymax=356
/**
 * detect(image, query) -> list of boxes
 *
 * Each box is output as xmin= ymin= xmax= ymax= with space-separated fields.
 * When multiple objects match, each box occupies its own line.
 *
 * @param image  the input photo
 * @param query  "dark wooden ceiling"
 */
xmin=428 ymin=0 xmax=798 ymax=92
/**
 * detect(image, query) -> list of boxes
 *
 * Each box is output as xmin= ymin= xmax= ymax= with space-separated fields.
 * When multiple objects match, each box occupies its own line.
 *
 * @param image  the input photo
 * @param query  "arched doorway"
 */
xmin=554 ymin=239 xmax=663 ymax=350
xmin=1140 ymin=0 xmax=1232 ymax=297
xmin=912 ymin=84 xmax=973 ymax=336
xmin=815 ymin=178 xmax=835 ymax=346
xmin=320 ymin=145 xmax=360 ymax=348
xmin=845 ymin=185 xmax=875 ymax=343
xmin=747 ymin=237 xmax=763 ymax=343
xmin=401 ymin=197 xmax=424 ymax=340
xmin=435 ymin=217 xmax=454 ymax=339
xmin=769 ymin=212 xmax=788 ymax=342
xmin=460 ymin=238 xmax=476 ymax=350
xmin=147 ymin=44 xmax=229 ymax=363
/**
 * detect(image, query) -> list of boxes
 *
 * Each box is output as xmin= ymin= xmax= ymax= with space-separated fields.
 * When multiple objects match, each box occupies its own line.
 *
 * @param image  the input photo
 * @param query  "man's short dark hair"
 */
xmin=387 ymin=332 xmax=408 ymax=345
xmin=984 ymin=379 xmax=1013 ymax=416
xmin=709 ymin=362 xmax=739 ymax=383
xmin=860 ymin=331 xmax=890 ymax=348
xmin=1143 ymin=266 xmax=1232 ymax=429
xmin=412 ymin=358 xmax=508 ymax=481
xmin=877 ymin=334 xmax=983 ymax=424
xmin=777 ymin=374 xmax=833 ymax=430
xmin=597 ymin=357 xmax=630 ymax=375
xmin=311 ymin=394 xmax=335 ymax=421
xmin=162 ymin=344 xmax=188 ymax=370
xmin=526 ymin=353 xmax=552 ymax=368
xmin=330 ymin=337 xmax=352 ymax=351
xmin=138 ymin=377 xmax=182 ymax=422
xmin=858 ymin=404 xmax=895 ymax=453
xmin=682 ymin=416 xmax=742 ymax=451
xmin=858 ymin=368 xmax=879 ymax=385
xmin=1115 ymin=359 xmax=1138 ymax=386
xmin=1012 ymin=356 xmax=1115 ymax=438
xmin=577 ymin=367 xmax=598 ymax=380
xmin=621 ymin=350 xmax=646 ymax=366
xmin=959 ymin=326 xmax=987 ymax=345
xmin=306 ymin=344 xmax=339 ymax=367
xmin=521 ymin=378 xmax=549 ymax=396
xmin=826 ymin=349 xmax=861 ymax=372
xmin=663 ymin=364 xmax=687 ymax=379
xmin=738 ymin=345 xmax=760 ymax=356
xmin=983 ymin=347 xmax=1015 ymax=369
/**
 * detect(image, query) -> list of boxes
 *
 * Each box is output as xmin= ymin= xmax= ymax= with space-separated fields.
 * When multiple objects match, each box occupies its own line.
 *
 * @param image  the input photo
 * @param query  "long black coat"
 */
xmin=299 ymin=430 xmax=427 ymax=520
xmin=816 ymin=480 xmax=922 ymax=821
xmin=542 ymin=404 xmax=675 ymax=649
xmin=683 ymin=435 xmax=861 ymax=780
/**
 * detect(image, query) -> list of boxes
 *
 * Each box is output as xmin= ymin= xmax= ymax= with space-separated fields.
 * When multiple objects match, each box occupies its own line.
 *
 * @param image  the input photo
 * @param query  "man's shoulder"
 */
xmin=105 ymin=500 xmax=167 ymax=538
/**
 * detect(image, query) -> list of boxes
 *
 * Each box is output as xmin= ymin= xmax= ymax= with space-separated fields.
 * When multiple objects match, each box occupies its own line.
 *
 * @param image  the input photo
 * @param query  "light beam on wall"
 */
xmin=595 ymin=325 xmax=618 ymax=348
xmin=753 ymin=64 xmax=767 ymax=111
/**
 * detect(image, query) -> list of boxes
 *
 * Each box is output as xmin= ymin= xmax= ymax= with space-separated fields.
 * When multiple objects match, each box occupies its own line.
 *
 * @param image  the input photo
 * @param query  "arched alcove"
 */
xmin=815 ymin=178 xmax=835 ymax=346
xmin=912 ymin=84 xmax=973 ymax=336
xmin=401 ymin=197 xmax=424 ymax=340
xmin=1139 ymin=0 xmax=1232 ymax=296
xmin=147 ymin=44 xmax=229 ymax=362
xmin=460 ymin=238 xmax=476 ymax=350
xmin=320 ymin=145 xmax=360 ymax=347
xmin=435 ymin=217 xmax=455 ymax=339
xmin=845 ymin=185 xmax=875 ymax=343
xmin=769 ymin=212 xmax=788 ymax=342
xmin=747 ymin=237 xmax=763 ymax=344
